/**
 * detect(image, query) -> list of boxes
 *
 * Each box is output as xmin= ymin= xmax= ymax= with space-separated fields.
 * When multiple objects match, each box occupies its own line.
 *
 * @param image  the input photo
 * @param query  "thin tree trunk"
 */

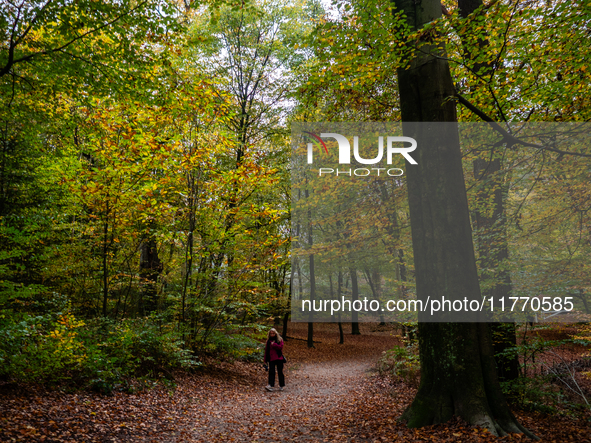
xmin=350 ymin=268 xmax=360 ymax=335
xmin=102 ymin=216 xmax=109 ymax=317
xmin=307 ymin=251 xmax=315 ymax=348
xmin=181 ymin=172 xmax=197 ymax=324
xmin=139 ymin=230 xmax=162 ymax=315
xmin=578 ymin=289 xmax=590 ymax=314
xmin=337 ymin=270 xmax=344 ymax=344
xmin=306 ymin=187 xmax=315 ymax=348
xmin=282 ymin=273 xmax=291 ymax=338
xmin=0 ymin=124 xmax=9 ymax=217
xmin=365 ymin=268 xmax=385 ymax=324
xmin=398 ymin=249 xmax=407 ymax=297
xmin=282 ymin=311 xmax=290 ymax=338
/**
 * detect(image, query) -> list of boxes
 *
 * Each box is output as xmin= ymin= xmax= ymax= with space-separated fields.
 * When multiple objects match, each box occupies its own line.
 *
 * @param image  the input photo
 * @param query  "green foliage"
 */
xmin=0 ymin=312 xmax=86 ymax=383
xmin=1 ymin=0 xmax=589 ymax=406
xmin=202 ymin=329 xmax=265 ymax=362
xmin=80 ymin=317 xmax=201 ymax=381
xmin=0 ymin=0 xmax=183 ymax=98
xmin=0 ymin=308 xmax=200 ymax=390
xmin=496 ymin=325 xmax=590 ymax=415
xmin=376 ymin=344 xmax=420 ymax=387
xmin=400 ymin=322 xmax=418 ymax=344
xmin=500 ymin=376 xmax=564 ymax=415
xmin=1 ymin=0 xmax=293 ymax=391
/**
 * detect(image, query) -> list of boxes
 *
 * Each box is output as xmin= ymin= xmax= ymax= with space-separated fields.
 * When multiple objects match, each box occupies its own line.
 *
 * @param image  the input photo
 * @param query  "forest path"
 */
xmin=168 ymin=323 xmax=591 ymax=443
xmin=1 ymin=323 xmax=588 ymax=442
xmin=169 ymin=323 xmax=401 ymax=443
xmin=182 ymin=359 xmax=374 ymax=442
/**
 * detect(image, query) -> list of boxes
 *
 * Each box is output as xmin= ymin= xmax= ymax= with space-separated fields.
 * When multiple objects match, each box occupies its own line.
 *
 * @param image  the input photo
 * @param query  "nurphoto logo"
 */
xmin=303 ymin=131 xmax=418 ymax=177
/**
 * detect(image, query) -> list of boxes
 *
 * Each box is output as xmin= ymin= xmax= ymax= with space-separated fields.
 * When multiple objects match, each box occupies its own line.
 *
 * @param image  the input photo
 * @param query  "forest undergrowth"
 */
xmin=1 ymin=322 xmax=590 ymax=442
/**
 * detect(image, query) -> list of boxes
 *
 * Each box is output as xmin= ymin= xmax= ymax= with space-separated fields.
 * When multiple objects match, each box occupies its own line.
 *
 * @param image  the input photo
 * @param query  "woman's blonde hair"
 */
xmin=267 ymin=328 xmax=283 ymax=343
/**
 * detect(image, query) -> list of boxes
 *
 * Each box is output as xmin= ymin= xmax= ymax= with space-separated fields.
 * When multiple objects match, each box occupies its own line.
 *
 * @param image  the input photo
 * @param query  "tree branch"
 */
xmin=454 ymin=92 xmax=591 ymax=159
xmin=0 ymin=0 xmax=148 ymax=78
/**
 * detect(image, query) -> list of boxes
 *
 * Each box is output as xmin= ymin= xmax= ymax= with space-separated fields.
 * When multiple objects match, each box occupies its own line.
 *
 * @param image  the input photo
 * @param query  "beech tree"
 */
xmin=392 ymin=0 xmax=535 ymax=437
xmin=455 ymin=0 xmax=520 ymax=383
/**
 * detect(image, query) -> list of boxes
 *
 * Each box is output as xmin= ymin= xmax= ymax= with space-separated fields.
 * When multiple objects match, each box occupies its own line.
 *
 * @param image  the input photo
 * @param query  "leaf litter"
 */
xmin=1 ymin=322 xmax=590 ymax=442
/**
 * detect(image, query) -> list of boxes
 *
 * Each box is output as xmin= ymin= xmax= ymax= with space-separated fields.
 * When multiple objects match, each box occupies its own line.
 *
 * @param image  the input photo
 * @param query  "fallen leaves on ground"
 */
xmin=1 ymin=322 xmax=590 ymax=442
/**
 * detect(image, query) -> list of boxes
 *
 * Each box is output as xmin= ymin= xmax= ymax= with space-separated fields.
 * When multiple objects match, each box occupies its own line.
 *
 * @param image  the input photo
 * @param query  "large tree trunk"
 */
xmin=473 ymin=156 xmax=519 ymax=382
xmin=404 ymin=323 xmax=531 ymax=436
xmin=393 ymin=0 xmax=535 ymax=437
xmin=491 ymin=322 xmax=520 ymax=382
xmin=458 ymin=0 xmax=520 ymax=384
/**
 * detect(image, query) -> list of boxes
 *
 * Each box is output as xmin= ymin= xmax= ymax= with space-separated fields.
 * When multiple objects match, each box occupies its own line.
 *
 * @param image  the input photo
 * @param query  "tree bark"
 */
xmin=306 ymin=187 xmax=315 ymax=348
xmin=393 ymin=0 xmax=535 ymax=437
xmin=139 ymin=231 xmax=162 ymax=315
xmin=282 ymin=272 xmax=291 ymax=338
xmin=338 ymin=270 xmax=344 ymax=344
xmin=307 ymin=251 xmax=315 ymax=348
xmin=350 ymin=268 xmax=360 ymax=335
xmin=576 ymin=289 xmax=590 ymax=314
xmin=365 ymin=268 xmax=385 ymax=325
xmin=102 ymin=218 xmax=109 ymax=317
xmin=473 ymin=156 xmax=519 ymax=382
xmin=458 ymin=0 xmax=520 ymax=384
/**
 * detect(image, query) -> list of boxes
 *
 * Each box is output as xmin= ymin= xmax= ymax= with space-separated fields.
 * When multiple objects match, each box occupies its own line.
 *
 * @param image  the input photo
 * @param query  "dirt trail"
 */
xmin=0 ymin=323 xmax=400 ymax=443
xmin=179 ymin=359 xmax=373 ymax=442
xmin=3 ymin=323 xmax=590 ymax=442
xmin=169 ymin=324 xmax=400 ymax=443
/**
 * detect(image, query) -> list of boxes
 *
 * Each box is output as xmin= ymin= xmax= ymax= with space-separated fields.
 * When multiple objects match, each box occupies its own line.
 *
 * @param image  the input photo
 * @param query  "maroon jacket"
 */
xmin=264 ymin=339 xmax=284 ymax=363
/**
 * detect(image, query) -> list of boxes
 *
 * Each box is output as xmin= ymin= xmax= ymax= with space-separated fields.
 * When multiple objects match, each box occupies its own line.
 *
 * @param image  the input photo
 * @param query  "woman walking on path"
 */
xmin=264 ymin=328 xmax=285 ymax=391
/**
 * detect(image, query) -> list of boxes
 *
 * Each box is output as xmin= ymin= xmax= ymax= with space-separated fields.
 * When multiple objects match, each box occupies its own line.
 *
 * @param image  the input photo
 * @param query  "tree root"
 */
xmin=401 ymin=403 xmax=539 ymax=440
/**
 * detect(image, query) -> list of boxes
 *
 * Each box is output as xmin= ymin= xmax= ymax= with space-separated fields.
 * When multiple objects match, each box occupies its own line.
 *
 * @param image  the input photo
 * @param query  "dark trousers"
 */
xmin=268 ymin=360 xmax=285 ymax=387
